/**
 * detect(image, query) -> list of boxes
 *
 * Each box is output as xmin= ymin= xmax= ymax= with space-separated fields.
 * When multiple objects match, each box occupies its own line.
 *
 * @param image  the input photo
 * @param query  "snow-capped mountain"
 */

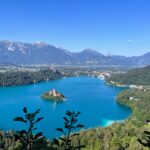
xmin=0 ymin=40 xmax=150 ymax=67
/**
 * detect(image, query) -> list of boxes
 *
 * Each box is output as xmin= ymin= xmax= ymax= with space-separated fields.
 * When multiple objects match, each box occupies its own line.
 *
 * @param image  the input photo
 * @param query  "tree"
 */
xmin=138 ymin=121 xmax=150 ymax=148
xmin=13 ymin=107 xmax=47 ymax=150
xmin=53 ymin=110 xmax=85 ymax=150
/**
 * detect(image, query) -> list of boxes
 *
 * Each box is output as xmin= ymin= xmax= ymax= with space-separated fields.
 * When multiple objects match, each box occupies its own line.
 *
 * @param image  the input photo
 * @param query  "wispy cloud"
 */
xmin=128 ymin=39 xmax=143 ymax=43
xmin=128 ymin=39 xmax=133 ymax=42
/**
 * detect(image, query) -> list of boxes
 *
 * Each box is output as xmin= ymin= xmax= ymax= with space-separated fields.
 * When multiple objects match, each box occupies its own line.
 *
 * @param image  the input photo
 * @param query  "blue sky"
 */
xmin=0 ymin=0 xmax=150 ymax=56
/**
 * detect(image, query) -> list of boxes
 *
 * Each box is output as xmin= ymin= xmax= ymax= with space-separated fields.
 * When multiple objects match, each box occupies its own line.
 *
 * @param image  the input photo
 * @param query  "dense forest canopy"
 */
xmin=106 ymin=65 xmax=150 ymax=85
xmin=0 ymin=69 xmax=62 ymax=86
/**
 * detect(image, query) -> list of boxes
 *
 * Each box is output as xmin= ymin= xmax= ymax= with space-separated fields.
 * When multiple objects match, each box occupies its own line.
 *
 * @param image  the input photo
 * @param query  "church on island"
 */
xmin=41 ymin=89 xmax=65 ymax=101
xmin=49 ymin=89 xmax=61 ymax=97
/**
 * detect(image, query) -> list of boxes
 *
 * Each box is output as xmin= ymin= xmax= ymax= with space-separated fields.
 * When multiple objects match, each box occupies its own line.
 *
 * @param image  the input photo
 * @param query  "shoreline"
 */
xmin=0 ymin=76 xmax=133 ymax=131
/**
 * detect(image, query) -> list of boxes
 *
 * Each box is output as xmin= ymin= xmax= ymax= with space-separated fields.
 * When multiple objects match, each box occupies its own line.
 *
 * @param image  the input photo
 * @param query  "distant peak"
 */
xmin=83 ymin=48 xmax=98 ymax=53
xmin=0 ymin=40 xmax=12 ymax=44
xmin=107 ymin=53 xmax=114 ymax=57
xmin=82 ymin=48 xmax=103 ymax=56
xmin=33 ymin=41 xmax=49 ymax=46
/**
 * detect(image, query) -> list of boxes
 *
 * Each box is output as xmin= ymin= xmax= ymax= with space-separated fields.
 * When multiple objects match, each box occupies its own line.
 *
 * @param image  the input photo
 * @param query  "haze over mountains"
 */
xmin=0 ymin=40 xmax=150 ymax=67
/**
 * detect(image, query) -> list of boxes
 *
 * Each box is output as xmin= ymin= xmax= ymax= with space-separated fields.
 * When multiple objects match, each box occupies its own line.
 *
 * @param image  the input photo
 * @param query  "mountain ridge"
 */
xmin=0 ymin=40 xmax=150 ymax=67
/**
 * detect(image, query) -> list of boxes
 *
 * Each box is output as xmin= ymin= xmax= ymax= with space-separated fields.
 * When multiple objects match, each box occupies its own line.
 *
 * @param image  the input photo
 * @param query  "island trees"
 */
xmin=41 ymin=89 xmax=65 ymax=102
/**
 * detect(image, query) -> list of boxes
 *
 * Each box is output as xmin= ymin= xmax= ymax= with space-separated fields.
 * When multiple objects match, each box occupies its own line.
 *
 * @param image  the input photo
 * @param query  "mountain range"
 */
xmin=0 ymin=40 xmax=150 ymax=67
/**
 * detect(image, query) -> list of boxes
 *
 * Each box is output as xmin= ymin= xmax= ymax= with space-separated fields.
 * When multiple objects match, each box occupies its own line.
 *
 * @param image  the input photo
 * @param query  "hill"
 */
xmin=0 ymin=69 xmax=62 ymax=86
xmin=106 ymin=65 xmax=150 ymax=85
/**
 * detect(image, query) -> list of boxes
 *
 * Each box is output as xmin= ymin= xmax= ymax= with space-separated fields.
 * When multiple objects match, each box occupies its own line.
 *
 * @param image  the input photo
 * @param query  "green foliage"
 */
xmin=117 ymin=89 xmax=150 ymax=126
xmin=0 ymin=108 xmax=85 ymax=150
xmin=41 ymin=92 xmax=65 ymax=102
xmin=69 ymin=88 xmax=150 ymax=150
xmin=106 ymin=65 xmax=150 ymax=85
xmin=0 ymin=131 xmax=16 ymax=150
xmin=53 ymin=110 xmax=85 ymax=150
xmin=138 ymin=120 xmax=150 ymax=148
xmin=0 ymin=69 xmax=62 ymax=86
xmin=13 ymin=107 xmax=47 ymax=150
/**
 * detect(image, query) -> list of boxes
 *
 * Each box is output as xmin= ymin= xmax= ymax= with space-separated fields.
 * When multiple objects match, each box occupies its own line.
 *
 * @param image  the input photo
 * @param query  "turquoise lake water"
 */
xmin=0 ymin=77 xmax=131 ymax=138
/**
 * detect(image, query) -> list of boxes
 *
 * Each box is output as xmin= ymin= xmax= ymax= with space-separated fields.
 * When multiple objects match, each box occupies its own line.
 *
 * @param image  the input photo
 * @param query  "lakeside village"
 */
xmin=41 ymin=89 xmax=65 ymax=102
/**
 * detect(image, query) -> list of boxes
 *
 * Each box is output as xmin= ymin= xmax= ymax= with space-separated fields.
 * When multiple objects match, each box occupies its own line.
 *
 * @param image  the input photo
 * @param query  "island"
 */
xmin=41 ymin=89 xmax=65 ymax=102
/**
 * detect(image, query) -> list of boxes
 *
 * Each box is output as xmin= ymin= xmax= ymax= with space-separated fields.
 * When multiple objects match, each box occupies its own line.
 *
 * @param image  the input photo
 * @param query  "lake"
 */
xmin=0 ymin=77 xmax=131 ymax=138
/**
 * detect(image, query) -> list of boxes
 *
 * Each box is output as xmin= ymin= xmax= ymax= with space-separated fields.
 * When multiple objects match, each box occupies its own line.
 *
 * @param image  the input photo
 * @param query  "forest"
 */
xmin=0 ymin=69 xmax=62 ymax=86
xmin=106 ymin=65 xmax=150 ymax=86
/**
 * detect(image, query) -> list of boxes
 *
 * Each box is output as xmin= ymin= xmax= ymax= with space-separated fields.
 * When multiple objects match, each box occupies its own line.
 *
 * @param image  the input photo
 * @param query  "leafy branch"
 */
xmin=54 ymin=110 xmax=85 ymax=150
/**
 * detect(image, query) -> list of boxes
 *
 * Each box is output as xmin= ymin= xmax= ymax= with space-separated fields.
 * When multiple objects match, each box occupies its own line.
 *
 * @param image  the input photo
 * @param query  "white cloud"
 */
xmin=128 ymin=39 xmax=143 ymax=43
xmin=128 ymin=39 xmax=133 ymax=42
